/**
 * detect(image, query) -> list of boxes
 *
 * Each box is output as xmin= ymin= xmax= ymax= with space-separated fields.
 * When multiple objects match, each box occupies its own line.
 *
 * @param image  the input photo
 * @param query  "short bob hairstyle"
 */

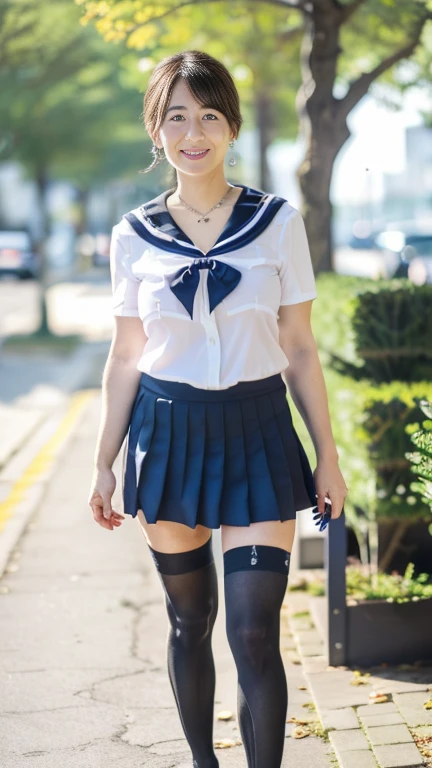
xmin=141 ymin=50 xmax=243 ymax=174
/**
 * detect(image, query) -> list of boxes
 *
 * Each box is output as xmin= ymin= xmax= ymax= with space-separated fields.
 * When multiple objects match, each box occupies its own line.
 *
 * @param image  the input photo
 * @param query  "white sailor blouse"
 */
xmin=110 ymin=183 xmax=317 ymax=390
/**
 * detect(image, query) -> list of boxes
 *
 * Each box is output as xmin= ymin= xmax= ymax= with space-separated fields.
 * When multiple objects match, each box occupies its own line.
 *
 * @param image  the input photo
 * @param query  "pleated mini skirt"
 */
xmin=122 ymin=372 xmax=317 ymax=529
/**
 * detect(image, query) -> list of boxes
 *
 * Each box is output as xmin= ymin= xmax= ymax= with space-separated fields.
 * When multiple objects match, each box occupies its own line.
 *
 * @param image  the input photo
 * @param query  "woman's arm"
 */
xmin=88 ymin=316 xmax=147 ymax=530
xmin=278 ymin=301 xmax=348 ymax=518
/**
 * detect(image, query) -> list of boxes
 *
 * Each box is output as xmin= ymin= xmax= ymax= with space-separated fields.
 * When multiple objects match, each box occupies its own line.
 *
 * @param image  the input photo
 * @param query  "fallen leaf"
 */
xmin=217 ymin=710 xmax=233 ymax=721
xmin=293 ymin=717 xmax=317 ymax=725
xmin=292 ymin=726 xmax=311 ymax=739
xmin=424 ymin=700 xmax=432 ymax=710
xmin=369 ymin=692 xmax=389 ymax=703
xmin=297 ymin=685 xmax=307 ymax=691
xmin=214 ymin=738 xmax=242 ymax=749
xmin=350 ymin=673 xmax=371 ymax=686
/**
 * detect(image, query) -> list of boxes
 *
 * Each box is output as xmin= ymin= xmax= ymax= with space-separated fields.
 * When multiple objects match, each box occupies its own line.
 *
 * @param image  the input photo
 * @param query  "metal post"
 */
xmin=325 ymin=511 xmax=347 ymax=666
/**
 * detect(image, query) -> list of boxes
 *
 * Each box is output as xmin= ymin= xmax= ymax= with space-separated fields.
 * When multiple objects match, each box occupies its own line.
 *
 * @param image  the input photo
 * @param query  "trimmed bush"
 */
xmin=349 ymin=281 xmax=432 ymax=382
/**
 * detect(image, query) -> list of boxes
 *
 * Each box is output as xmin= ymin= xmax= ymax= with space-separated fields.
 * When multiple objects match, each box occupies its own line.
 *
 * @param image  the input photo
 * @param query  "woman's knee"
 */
xmin=227 ymin=618 xmax=272 ymax=671
xmin=167 ymin=595 xmax=217 ymax=650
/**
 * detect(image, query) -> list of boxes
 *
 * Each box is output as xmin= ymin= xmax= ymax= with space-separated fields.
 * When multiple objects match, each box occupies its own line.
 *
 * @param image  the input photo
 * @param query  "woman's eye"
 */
xmin=170 ymin=113 xmax=218 ymax=121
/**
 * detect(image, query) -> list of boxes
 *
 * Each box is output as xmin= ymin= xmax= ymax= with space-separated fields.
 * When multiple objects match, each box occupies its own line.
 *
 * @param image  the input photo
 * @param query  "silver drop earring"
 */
xmin=228 ymin=140 xmax=237 ymax=167
xmin=151 ymin=144 xmax=163 ymax=161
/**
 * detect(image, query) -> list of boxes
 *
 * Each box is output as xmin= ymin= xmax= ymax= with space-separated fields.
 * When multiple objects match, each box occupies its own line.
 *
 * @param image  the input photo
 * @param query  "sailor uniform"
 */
xmin=110 ymin=183 xmax=318 ymax=528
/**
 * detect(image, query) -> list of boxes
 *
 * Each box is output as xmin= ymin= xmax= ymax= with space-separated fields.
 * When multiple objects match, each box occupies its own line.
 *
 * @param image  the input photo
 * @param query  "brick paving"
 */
xmin=285 ymin=596 xmax=432 ymax=768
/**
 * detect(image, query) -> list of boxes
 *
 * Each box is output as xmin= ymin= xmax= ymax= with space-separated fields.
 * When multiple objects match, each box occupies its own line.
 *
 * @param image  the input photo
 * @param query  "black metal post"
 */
xmin=325 ymin=510 xmax=347 ymax=666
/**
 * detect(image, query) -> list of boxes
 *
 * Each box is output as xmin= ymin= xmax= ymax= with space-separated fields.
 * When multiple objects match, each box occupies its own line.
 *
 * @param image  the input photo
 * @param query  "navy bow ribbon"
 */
xmin=169 ymin=257 xmax=241 ymax=318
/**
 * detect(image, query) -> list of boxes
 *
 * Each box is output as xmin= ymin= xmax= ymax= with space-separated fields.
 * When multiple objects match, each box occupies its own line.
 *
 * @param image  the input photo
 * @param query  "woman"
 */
xmin=88 ymin=50 xmax=348 ymax=768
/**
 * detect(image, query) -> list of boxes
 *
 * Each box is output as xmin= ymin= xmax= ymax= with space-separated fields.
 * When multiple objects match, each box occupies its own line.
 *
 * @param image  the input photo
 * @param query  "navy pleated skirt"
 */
xmin=122 ymin=372 xmax=317 ymax=529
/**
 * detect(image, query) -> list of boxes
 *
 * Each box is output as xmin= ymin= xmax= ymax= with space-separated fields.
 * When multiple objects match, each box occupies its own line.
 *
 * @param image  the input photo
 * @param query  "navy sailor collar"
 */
xmin=123 ymin=183 xmax=287 ymax=258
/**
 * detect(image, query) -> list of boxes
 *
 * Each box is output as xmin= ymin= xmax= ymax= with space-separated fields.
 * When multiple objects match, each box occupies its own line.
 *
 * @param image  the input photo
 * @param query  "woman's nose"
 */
xmin=184 ymin=121 xmax=205 ymax=141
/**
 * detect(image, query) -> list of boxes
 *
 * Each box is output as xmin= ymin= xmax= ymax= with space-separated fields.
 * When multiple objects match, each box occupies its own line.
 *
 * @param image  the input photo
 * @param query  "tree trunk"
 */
xmin=75 ymin=185 xmax=90 ymax=236
xmin=34 ymin=166 xmax=51 ymax=335
xmin=296 ymin=130 xmax=346 ymax=273
xmin=255 ymin=90 xmax=274 ymax=192
xmin=295 ymin=7 xmax=350 ymax=273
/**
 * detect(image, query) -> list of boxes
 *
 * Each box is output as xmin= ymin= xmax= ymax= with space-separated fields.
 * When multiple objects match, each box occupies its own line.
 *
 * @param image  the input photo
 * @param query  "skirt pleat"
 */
xmin=239 ymin=397 xmax=280 ymax=523
xmin=269 ymin=389 xmax=317 ymax=511
xmin=180 ymin=402 xmax=206 ymax=529
xmin=257 ymin=393 xmax=297 ymax=520
xmin=122 ymin=372 xmax=317 ymax=528
xmin=137 ymin=396 xmax=170 ymax=523
xmin=220 ymin=401 xmax=250 ymax=526
xmin=162 ymin=399 xmax=189 ymax=512
xmin=198 ymin=403 xmax=225 ymax=527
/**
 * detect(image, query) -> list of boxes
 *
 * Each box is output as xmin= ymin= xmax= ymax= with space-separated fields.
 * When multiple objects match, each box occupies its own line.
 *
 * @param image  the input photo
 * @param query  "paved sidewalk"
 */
xmin=0 ymin=391 xmax=334 ymax=768
xmin=287 ymin=597 xmax=432 ymax=768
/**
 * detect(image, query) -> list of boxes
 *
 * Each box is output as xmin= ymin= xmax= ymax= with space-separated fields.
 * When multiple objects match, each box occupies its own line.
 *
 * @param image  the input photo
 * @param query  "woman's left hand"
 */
xmin=313 ymin=458 xmax=348 ymax=520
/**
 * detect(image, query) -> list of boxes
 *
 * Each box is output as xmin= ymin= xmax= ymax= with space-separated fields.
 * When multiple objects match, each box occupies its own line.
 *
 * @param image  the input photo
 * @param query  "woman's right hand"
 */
xmin=88 ymin=467 xmax=125 ymax=531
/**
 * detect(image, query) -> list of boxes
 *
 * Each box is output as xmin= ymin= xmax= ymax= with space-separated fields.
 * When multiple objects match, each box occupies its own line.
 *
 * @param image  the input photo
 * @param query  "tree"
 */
xmin=76 ymin=0 xmax=432 ymax=271
xmin=0 ymin=0 xmax=149 ymax=336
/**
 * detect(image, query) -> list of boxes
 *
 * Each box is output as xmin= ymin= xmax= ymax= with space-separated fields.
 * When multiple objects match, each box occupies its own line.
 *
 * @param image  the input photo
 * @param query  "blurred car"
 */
xmin=341 ymin=227 xmax=432 ymax=284
xmin=0 ymin=230 xmax=41 ymax=279
xmin=373 ymin=230 xmax=432 ymax=284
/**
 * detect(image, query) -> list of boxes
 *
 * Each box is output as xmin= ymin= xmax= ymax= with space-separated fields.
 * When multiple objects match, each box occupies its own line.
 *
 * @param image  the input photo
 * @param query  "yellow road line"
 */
xmin=0 ymin=390 xmax=97 ymax=532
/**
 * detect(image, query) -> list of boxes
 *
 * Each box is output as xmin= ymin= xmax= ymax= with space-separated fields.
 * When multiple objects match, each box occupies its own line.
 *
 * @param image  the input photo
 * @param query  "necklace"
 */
xmin=177 ymin=186 xmax=233 ymax=223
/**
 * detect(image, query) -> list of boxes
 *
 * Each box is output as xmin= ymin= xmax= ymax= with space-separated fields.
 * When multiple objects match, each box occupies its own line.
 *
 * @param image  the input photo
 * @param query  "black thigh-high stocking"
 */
xmin=223 ymin=544 xmax=291 ymax=768
xmin=147 ymin=536 xmax=219 ymax=768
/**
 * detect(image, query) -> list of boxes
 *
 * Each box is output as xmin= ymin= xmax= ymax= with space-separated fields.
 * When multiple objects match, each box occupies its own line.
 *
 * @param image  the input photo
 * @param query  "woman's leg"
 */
xmin=137 ymin=512 xmax=219 ymax=768
xmin=221 ymin=520 xmax=295 ymax=768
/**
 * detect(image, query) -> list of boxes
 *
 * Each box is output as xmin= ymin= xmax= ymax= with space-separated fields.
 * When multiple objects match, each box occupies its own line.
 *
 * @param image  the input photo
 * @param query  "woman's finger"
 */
xmin=93 ymin=507 xmax=115 ymax=530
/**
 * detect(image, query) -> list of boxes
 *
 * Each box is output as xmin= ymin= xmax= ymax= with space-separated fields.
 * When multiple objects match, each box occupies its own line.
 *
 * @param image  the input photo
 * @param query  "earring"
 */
xmin=151 ymin=144 xmax=164 ymax=161
xmin=228 ymin=140 xmax=237 ymax=167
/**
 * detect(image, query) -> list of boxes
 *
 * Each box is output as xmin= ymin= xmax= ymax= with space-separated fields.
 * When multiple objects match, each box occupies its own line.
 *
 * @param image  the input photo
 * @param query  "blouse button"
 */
xmin=209 ymin=337 xmax=216 ymax=345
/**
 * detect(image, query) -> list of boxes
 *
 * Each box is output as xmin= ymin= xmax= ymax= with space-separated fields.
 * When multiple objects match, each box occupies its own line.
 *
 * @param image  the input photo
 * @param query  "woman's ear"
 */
xmin=150 ymin=130 xmax=161 ymax=148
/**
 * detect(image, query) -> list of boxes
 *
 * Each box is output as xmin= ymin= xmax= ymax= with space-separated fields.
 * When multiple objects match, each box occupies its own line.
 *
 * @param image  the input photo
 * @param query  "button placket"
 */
xmin=198 ymin=270 xmax=221 ymax=387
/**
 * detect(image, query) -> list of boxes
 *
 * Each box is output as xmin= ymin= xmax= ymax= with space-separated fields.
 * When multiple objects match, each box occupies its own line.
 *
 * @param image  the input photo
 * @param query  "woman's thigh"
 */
xmin=221 ymin=519 xmax=296 ymax=555
xmin=136 ymin=508 xmax=213 ymax=553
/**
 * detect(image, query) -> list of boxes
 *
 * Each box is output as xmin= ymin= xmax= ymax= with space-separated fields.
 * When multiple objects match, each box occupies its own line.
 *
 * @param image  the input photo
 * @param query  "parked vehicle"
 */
xmin=346 ymin=228 xmax=432 ymax=284
xmin=0 ymin=230 xmax=41 ymax=279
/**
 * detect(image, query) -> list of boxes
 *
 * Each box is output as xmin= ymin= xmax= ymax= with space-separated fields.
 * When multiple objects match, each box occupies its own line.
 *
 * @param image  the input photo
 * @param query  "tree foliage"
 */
xmin=0 ymin=0 xmax=148 ymax=189
xmin=75 ymin=0 xmax=432 ymax=271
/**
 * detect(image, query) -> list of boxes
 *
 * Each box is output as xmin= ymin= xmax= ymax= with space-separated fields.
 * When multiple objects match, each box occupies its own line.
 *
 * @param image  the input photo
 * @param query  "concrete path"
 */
xmin=0 ymin=392 xmax=334 ymax=768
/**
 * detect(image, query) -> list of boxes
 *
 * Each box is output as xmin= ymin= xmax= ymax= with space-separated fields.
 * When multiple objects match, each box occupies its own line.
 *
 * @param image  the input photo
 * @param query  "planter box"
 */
xmin=346 ymin=596 xmax=432 ymax=666
xmin=310 ymin=595 xmax=432 ymax=667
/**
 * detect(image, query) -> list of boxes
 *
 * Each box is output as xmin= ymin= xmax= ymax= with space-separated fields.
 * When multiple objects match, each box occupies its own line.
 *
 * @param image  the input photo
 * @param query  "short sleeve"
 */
xmin=109 ymin=224 xmax=140 ymax=317
xmin=278 ymin=206 xmax=317 ymax=306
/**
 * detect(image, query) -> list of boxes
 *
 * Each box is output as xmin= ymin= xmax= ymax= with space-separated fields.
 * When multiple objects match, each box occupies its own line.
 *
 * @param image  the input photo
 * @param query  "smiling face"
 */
xmin=153 ymin=78 xmax=235 ymax=177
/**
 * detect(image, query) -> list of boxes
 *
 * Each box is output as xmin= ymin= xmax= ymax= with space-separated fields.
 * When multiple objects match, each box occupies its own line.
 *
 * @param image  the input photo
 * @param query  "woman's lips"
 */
xmin=180 ymin=149 xmax=210 ymax=160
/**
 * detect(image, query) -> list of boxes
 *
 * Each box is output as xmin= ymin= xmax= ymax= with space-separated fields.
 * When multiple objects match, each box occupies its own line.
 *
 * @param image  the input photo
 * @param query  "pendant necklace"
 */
xmin=178 ymin=187 xmax=233 ymax=223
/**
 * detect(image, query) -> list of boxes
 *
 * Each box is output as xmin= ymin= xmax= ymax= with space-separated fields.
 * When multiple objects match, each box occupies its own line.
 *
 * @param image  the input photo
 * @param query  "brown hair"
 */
xmin=140 ymin=50 xmax=243 ymax=175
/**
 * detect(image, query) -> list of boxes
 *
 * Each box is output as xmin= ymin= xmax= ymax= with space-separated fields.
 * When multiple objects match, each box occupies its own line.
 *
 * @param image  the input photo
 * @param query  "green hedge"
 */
xmin=360 ymin=382 xmax=431 ymax=521
xmin=350 ymin=281 xmax=432 ymax=382
xmin=406 ymin=399 xmax=432 ymax=513
xmin=292 ymin=274 xmax=432 ymax=542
